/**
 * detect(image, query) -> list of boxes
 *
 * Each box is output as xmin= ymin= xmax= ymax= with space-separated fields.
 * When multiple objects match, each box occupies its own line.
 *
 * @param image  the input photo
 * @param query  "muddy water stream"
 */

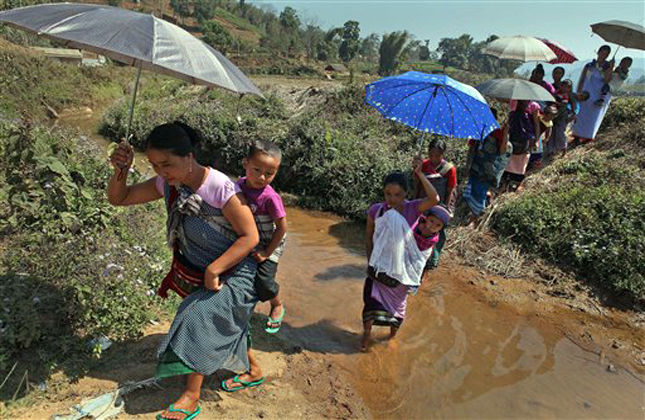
xmin=61 ymin=112 xmax=644 ymax=419
xmin=277 ymin=209 xmax=644 ymax=419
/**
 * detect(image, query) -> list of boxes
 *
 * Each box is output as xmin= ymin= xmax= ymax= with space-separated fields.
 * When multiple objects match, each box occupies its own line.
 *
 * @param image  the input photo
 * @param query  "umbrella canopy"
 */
xmin=591 ymin=20 xmax=645 ymax=50
xmin=365 ymin=72 xmax=498 ymax=140
xmin=482 ymin=35 xmax=557 ymax=62
xmin=476 ymin=79 xmax=556 ymax=102
xmin=539 ymin=38 xmax=577 ymax=64
xmin=0 ymin=3 xmax=262 ymax=96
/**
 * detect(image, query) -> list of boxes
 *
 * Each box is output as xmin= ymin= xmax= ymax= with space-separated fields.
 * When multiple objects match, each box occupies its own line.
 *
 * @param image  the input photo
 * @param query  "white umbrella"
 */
xmin=0 ymin=3 xmax=262 ymax=139
xmin=476 ymin=78 xmax=556 ymax=102
xmin=482 ymin=35 xmax=557 ymax=62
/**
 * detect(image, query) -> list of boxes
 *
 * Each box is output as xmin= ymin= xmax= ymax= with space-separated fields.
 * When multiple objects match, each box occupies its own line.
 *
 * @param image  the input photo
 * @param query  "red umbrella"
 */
xmin=539 ymin=38 xmax=578 ymax=64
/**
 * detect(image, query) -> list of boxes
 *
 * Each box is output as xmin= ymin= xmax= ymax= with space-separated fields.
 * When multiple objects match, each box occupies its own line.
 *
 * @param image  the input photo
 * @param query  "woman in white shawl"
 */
xmin=361 ymin=164 xmax=443 ymax=351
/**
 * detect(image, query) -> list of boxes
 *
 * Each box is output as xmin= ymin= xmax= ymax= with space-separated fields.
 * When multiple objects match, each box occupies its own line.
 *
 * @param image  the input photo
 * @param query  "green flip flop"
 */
xmin=264 ymin=306 xmax=285 ymax=334
xmin=221 ymin=374 xmax=265 ymax=392
xmin=156 ymin=404 xmax=201 ymax=420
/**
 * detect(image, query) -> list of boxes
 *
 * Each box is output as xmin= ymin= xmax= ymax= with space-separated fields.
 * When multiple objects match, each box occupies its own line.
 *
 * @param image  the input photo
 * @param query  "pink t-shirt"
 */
xmin=155 ymin=168 xmax=239 ymax=209
xmin=509 ymin=100 xmax=541 ymax=113
xmin=367 ymin=199 xmax=423 ymax=227
xmin=236 ymin=177 xmax=286 ymax=221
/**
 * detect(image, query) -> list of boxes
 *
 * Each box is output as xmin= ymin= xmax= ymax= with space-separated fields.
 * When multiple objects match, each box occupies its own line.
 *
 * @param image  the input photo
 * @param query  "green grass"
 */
xmin=0 ymin=39 xmax=130 ymax=119
xmin=213 ymin=7 xmax=265 ymax=36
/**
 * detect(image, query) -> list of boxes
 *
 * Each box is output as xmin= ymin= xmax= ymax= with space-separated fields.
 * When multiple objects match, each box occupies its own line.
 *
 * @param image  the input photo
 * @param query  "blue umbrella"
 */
xmin=365 ymin=71 xmax=498 ymax=140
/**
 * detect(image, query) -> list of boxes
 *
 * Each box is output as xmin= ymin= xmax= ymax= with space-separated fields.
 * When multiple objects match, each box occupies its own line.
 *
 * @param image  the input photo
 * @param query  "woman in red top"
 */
xmin=413 ymin=138 xmax=457 ymax=269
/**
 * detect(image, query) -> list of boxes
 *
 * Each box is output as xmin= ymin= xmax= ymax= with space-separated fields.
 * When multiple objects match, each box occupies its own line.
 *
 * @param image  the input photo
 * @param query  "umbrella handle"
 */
xmin=235 ymin=94 xmax=244 ymax=124
xmin=125 ymin=64 xmax=143 ymax=145
xmin=416 ymin=134 xmax=425 ymax=157
xmin=118 ymin=65 xmax=141 ymax=181
xmin=611 ymin=45 xmax=621 ymax=61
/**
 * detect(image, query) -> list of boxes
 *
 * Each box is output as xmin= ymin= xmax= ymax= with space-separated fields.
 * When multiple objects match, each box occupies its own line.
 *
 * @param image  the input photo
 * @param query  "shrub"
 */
xmin=601 ymin=97 xmax=645 ymax=132
xmin=492 ymin=178 xmax=645 ymax=300
xmin=0 ymin=121 xmax=173 ymax=381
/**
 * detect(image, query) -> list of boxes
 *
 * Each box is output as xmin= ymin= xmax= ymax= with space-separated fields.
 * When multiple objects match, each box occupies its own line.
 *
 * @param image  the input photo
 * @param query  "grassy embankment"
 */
xmin=0 ymin=39 xmax=176 ymax=410
xmin=491 ymin=97 xmax=645 ymax=301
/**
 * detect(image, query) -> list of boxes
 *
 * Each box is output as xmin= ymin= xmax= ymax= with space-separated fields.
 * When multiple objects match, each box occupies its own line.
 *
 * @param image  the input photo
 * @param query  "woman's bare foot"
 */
xmin=158 ymin=392 xmax=199 ymax=420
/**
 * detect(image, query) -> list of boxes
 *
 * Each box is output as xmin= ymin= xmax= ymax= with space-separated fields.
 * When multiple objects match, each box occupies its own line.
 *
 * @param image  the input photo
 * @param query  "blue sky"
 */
xmin=249 ymin=0 xmax=645 ymax=62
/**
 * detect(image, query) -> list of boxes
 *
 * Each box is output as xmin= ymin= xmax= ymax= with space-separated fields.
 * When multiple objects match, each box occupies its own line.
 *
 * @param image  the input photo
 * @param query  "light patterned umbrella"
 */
xmin=482 ymin=35 xmax=557 ymax=62
xmin=0 ymin=3 xmax=262 ymax=139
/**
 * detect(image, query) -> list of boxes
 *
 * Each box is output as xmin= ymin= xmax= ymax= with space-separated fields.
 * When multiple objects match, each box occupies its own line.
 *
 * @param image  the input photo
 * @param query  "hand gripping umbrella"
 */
xmin=0 ymin=3 xmax=263 ymax=141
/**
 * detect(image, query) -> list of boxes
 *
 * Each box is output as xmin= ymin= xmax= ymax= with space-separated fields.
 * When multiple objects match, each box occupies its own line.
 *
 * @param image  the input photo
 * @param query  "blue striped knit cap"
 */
xmin=425 ymin=205 xmax=452 ymax=227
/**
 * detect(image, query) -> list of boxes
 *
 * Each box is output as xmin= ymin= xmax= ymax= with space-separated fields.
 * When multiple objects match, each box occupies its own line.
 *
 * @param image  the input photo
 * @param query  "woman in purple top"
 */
xmin=361 ymin=166 xmax=440 ymax=352
xmin=530 ymin=64 xmax=556 ymax=97
xmin=108 ymin=123 xmax=259 ymax=420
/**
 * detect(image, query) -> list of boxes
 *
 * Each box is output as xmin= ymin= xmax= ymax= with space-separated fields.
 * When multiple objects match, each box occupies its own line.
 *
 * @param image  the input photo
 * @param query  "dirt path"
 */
xmin=16 ymin=314 xmax=368 ymax=420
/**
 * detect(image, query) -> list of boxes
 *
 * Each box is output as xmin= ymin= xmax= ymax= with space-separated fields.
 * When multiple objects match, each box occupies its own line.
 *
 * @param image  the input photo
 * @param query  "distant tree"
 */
xmin=202 ymin=20 xmax=234 ymax=54
xmin=359 ymin=33 xmax=380 ymax=60
xmin=468 ymin=34 xmax=498 ymax=73
xmin=261 ymin=18 xmax=289 ymax=55
xmin=322 ymin=27 xmax=343 ymax=60
xmin=419 ymin=39 xmax=431 ymax=61
xmin=339 ymin=20 xmax=360 ymax=62
xmin=437 ymin=34 xmax=473 ymax=71
xmin=287 ymin=35 xmax=304 ymax=57
xmin=279 ymin=6 xmax=300 ymax=31
xmin=193 ymin=0 xmax=215 ymax=22
xmin=317 ymin=41 xmax=336 ymax=61
xmin=378 ymin=31 xmax=410 ymax=76
xmin=325 ymin=27 xmax=343 ymax=43
xmin=170 ymin=0 xmax=191 ymax=24
xmin=401 ymin=38 xmax=421 ymax=62
xmin=302 ymin=25 xmax=326 ymax=60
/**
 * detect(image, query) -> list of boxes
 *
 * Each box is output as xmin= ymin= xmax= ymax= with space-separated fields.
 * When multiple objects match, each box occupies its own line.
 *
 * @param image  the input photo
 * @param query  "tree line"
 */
xmin=0 ymin=0 xmax=519 ymax=77
xmin=188 ymin=1 xmax=518 ymax=76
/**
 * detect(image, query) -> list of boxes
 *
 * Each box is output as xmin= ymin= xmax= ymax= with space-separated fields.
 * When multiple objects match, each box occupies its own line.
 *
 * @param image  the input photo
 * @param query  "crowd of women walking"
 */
xmin=464 ymin=44 xmax=632 ymax=213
